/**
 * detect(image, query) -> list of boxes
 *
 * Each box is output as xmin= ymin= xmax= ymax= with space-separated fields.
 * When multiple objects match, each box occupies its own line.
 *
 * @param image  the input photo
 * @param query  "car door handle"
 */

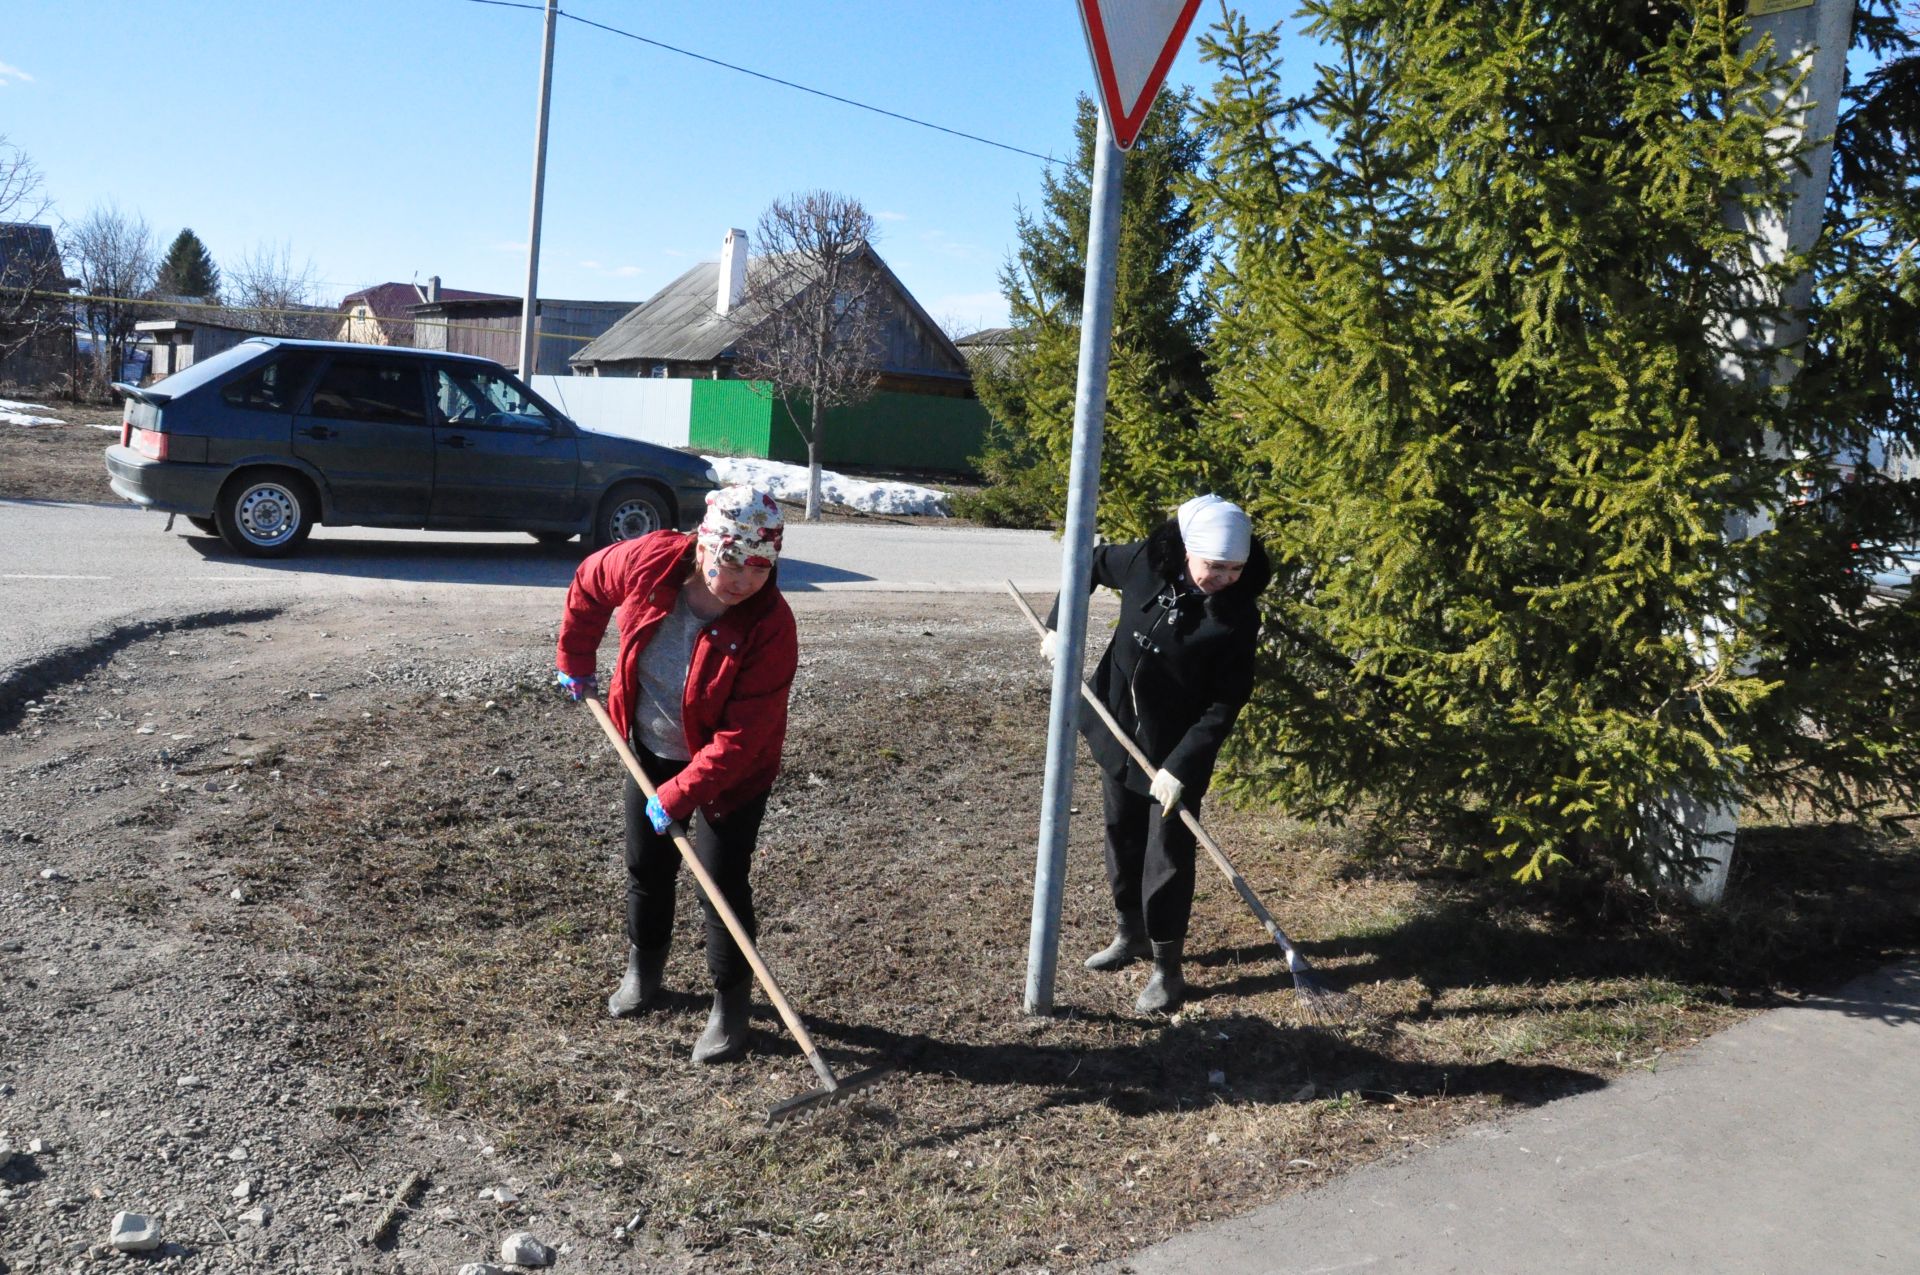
xmin=441 ymin=434 xmax=470 ymax=449
xmin=300 ymin=425 xmax=336 ymax=440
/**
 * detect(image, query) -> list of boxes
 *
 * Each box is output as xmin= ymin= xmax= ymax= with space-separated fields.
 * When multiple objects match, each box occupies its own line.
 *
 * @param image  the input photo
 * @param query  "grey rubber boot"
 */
xmin=1084 ymin=909 xmax=1151 ymax=971
xmin=691 ymin=981 xmax=752 ymax=1064
xmin=1135 ymin=940 xmax=1187 ymax=1014
xmin=606 ymin=943 xmax=670 ymax=1018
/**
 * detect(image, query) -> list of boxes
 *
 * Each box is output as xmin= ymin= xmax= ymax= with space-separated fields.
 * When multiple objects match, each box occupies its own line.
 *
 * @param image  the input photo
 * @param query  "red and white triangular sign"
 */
xmin=1075 ymin=0 xmax=1203 ymax=150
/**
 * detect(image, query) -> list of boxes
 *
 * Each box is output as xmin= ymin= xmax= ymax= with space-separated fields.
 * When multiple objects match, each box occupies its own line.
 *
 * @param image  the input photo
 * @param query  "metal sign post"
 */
xmin=1022 ymin=0 xmax=1202 ymax=1015
xmin=1024 ymin=105 xmax=1125 ymax=1015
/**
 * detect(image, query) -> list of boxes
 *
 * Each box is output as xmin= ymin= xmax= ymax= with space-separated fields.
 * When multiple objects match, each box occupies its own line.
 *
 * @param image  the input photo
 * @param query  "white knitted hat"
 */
xmin=1176 ymin=494 xmax=1251 ymax=563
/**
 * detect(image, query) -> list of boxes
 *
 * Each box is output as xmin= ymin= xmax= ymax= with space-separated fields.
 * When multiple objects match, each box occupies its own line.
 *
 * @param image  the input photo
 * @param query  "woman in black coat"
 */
xmin=1045 ymin=495 xmax=1271 ymax=1013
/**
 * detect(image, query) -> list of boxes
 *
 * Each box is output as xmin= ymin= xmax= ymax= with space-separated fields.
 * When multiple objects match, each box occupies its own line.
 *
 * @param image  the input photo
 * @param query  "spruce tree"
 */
xmin=155 ymin=228 xmax=219 ymax=300
xmin=1188 ymin=1 xmax=1920 ymax=883
xmin=965 ymin=90 xmax=1214 ymax=533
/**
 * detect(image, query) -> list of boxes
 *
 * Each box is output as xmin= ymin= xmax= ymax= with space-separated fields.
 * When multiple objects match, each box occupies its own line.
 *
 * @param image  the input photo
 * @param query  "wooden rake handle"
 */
xmin=584 ymin=697 xmax=841 ymax=1089
xmin=1005 ymin=581 xmax=1313 ymax=973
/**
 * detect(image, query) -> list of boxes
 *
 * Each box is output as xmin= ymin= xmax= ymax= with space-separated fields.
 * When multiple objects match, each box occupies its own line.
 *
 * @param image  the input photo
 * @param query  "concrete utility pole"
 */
xmin=1671 ymin=0 xmax=1854 ymax=904
xmin=516 ymin=0 xmax=559 ymax=379
xmin=1024 ymin=106 xmax=1125 ymax=1015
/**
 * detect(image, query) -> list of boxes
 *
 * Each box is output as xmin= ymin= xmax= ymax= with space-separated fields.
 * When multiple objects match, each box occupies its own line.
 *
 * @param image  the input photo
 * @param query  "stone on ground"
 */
xmin=108 ymin=1211 xmax=162 ymax=1253
xmin=500 ymin=1230 xmax=555 ymax=1266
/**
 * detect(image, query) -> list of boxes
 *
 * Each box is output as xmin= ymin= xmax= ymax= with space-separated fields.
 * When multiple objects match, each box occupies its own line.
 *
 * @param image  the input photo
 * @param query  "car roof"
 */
xmin=238 ymin=337 xmax=507 ymax=369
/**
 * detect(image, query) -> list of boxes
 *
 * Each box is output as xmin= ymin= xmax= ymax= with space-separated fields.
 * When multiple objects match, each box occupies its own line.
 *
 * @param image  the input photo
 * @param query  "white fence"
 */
xmin=531 ymin=375 xmax=692 ymax=447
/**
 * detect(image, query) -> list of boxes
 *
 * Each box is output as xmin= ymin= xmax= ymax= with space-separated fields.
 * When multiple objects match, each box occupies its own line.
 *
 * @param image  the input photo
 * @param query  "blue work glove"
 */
xmin=644 ymin=796 xmax=673 ymax=835
xmin=555 ymin=670 xmax=597 ymax=702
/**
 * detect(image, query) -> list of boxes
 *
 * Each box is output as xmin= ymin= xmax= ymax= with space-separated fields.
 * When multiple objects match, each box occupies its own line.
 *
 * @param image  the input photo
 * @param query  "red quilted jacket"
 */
xmin=556 ymin=530 xmax=798 ymax=820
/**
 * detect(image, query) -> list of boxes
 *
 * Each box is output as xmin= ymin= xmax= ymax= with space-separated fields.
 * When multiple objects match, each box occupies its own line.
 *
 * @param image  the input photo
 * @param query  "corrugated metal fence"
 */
xmin=530 ymin=375 xmax=692 ymax=446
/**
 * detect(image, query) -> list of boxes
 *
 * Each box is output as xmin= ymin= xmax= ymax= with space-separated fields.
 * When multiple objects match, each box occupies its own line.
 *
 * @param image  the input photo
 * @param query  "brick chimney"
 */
xmin=717 ymin=229 xmax=748 ymax=315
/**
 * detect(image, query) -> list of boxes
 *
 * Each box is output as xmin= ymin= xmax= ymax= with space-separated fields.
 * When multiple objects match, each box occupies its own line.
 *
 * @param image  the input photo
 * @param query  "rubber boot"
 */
xmin=1084 ymin=909 xmax=1151 ymax=971
xmin=691 ymin=981 xmax=751 ymax=1065
xmin=1135 ymin=940 xmax=1187 ymax=1014
xmin=606 ymin=943 xmax=669 ymax=1018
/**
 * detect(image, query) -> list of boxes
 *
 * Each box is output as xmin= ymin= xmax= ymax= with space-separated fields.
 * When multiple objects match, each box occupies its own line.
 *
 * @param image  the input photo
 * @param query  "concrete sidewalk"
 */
xmin=1104 ymin=961 xmax=1920 ymax=1274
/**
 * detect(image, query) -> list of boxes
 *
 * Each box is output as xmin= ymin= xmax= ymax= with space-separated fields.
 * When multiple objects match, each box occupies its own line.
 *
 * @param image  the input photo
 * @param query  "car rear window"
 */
xmin=221 ymin=349 xmax=324 ymax=413
xmin=309 ymin=358 xmax=428 ymax=425
xmin=144 ymin=340 xmax=279 ymax=397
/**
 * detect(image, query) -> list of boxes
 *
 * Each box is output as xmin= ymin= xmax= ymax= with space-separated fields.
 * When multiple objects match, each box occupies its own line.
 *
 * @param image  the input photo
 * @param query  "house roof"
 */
xmin=570 ymin=258 xmax=792 ymax=365
xmin=338 ymin=281 xmax=512 ymax=320
xmin=571 ymin=242 xmax=968 ymax=377
xmin=135 ymin=317 xmax=277 ymax=337
xmin=0 ymin=222 xmax=71 ymax=290
xmin=955 ymin=325 xmax=1028 ymax=377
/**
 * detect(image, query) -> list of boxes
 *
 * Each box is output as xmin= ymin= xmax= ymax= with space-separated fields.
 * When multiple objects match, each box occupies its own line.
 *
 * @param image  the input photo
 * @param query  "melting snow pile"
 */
xmin=0 ymin=398 xmax=65 ymax=427
xmin=705 ymin=456 xmax=950 ymax=518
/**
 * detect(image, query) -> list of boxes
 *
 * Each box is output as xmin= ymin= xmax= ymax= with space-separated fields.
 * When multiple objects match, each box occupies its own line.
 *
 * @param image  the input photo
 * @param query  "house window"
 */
xmin=650 ymin=363 xmax=669 ymax=379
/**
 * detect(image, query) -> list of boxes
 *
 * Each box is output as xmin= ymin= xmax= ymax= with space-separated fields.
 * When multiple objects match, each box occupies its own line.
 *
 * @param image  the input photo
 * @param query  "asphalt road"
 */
xmin=1103 ymin=960 xmax=1920 ymax=1275
xmin=0 ymin=498 xmax=1066 ymax=687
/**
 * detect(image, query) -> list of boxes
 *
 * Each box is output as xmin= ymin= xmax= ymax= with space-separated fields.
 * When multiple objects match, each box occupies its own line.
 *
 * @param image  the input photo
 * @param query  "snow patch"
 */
xmin=0 ymin=397 xmax=65 ymax=427
xmin=704 ymin=455 xmax=950 ymax=518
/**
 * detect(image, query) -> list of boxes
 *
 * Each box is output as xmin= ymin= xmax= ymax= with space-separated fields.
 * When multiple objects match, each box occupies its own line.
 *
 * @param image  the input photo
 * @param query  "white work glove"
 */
xmin=1150 ymin=767 xmax=1184 ymax=815
xmin=1040 ymin=629 xmax=1061 ymax=665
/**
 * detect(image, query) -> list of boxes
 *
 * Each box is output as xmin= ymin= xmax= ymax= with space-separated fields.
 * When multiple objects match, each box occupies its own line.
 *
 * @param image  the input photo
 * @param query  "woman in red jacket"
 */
xmin=554 ymin=486 xmax=797 ymax=1065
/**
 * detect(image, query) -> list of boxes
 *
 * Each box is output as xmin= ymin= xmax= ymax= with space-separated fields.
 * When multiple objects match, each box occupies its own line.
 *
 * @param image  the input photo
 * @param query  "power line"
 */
xmin=463 ymin=0 xmax=1062 ymax=166
xmin=29 ymin=289 xmax=603 ymax=345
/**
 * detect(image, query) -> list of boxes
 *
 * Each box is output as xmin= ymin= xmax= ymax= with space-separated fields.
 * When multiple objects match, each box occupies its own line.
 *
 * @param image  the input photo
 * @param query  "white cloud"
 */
xmin=661 ymin=249 xmax=689 ymax=259
xmin=610 ymin=265 xmax=646 ymax=277
xmin=577 ymin=259 xmax=602 ymax=270
xmin=0 ymin=61 xmax=34 ymax=88
xmin=874 ymin=210 xmax=908 ymax=223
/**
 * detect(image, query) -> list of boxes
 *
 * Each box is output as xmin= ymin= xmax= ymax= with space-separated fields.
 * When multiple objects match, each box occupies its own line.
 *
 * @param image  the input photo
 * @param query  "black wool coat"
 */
xmin=1049 ymin=519 xmax=1272 ymax=797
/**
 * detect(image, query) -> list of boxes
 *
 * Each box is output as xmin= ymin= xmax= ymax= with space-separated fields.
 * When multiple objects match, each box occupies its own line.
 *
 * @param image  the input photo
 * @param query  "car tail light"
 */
xmin=120 ymin=416 xmax=131 ymax=447
xmin=130 ymin=427 xmax=169 ymax=461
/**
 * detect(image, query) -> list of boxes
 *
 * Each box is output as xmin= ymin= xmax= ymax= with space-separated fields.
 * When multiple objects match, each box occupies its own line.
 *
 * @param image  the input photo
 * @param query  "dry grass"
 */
xmin=0 ymin=410 xmax=122 ymax=504
xmin=202 ymin=619 xmax=1920 ymax=1271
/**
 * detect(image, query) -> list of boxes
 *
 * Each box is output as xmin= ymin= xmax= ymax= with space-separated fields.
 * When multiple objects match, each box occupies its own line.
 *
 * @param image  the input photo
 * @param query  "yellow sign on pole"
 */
xmin=1750 ymin=0 xmax=1814 ymax=14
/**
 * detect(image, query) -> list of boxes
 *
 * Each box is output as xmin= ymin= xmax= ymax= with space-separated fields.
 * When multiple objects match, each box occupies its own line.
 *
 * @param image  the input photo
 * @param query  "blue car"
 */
xmin=104 ymin=337 xmax=716 ymax=557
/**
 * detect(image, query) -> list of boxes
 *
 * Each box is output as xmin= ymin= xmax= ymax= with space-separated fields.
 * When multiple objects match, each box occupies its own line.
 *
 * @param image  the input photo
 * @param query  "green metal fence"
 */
xmin=688 ymin=380 xmax=986 ymax=475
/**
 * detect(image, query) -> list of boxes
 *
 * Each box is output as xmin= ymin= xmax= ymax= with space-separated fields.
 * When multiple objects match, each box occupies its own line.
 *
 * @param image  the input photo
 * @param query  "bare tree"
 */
xmin=65 ymin=201 xmax=156 ymax=392
xmin=225 ymin=241 xmax=329 ymax=338
xmin=0 ymin=135 xmax=67 ymax=382
xmin=733 ymin=190 xmax=889 ymax=520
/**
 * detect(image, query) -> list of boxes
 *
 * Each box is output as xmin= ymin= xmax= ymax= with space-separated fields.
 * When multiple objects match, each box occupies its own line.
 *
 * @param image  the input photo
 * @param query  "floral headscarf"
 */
xmin=697 ymin=485 xmax=784 ymax=568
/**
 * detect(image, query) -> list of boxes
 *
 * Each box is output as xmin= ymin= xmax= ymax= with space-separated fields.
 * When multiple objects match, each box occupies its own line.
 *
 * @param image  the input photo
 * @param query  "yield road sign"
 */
xmin=1074 ymin=0 xmax=1203 ymax=149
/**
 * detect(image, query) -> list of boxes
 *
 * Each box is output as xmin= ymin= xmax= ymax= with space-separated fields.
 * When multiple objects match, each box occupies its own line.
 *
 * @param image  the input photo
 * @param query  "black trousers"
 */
xmin=622 ymin=740 xmax=768 ymax=991
xmin=1099 ymin=767 xmax=1198 ymax=944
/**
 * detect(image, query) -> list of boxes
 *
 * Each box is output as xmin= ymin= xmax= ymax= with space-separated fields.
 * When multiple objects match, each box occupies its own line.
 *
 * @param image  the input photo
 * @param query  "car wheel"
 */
xmin=531 ymin=531 xmax=576 ymax=546
xmin=186 ymin=516 xmax=219 ymax=536
xmin=216 ymin=470 xmax=315 ymax=558
xmin=592 ymin=483 xmax=672 ymax=550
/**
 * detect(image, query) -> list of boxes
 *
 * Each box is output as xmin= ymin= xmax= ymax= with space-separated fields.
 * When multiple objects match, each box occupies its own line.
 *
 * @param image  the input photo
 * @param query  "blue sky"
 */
xmin=1 ymin=1 xmax=1302 ymax=335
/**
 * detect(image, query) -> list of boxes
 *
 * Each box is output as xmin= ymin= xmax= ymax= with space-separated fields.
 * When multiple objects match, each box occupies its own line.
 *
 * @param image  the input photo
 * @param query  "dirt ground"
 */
xmin=4 ymin=431 xmax=1918 ymax=1272
xmin=0 ymin=407 xmax=123 ymax=506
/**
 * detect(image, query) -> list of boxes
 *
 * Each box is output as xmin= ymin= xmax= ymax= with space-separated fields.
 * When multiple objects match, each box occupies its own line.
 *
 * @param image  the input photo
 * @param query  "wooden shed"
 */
xmin=408 ymin=296 xmax=637 ymax=376
xmin=135 ymin=317 xmax=275 ymax=381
